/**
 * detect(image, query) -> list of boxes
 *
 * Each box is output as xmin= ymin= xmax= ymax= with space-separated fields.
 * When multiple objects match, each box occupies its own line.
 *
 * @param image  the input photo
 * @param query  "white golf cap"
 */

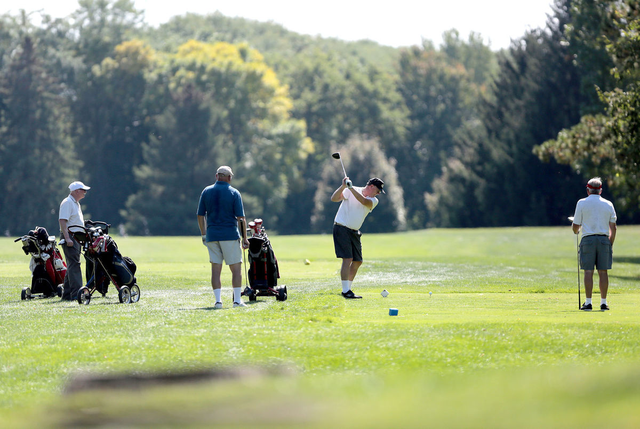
xmin=69 ymin=181 xmax=90 ymax=191
xmin=217 ymin=166 xmax=234 ymax=177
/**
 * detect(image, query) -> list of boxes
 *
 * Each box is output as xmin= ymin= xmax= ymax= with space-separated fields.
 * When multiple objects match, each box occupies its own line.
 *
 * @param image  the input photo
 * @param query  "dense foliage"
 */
xmin=535 ymin=1 xmax=640 ymax=218
xmin=1 ymin=0 xmax=638 ymax=236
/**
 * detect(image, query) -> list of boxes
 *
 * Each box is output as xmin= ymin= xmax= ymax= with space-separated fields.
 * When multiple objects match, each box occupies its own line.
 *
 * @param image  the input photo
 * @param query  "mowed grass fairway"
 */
xmin=1 ymin=226 xmax=640 ymax=428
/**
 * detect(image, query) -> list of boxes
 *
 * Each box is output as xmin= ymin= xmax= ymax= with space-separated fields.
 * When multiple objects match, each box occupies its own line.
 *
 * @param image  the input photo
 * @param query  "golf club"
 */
xmin=331 ymin=152 xmax=351 ymax=188
xmin=568 ymin=216 xmax=581 ymax=309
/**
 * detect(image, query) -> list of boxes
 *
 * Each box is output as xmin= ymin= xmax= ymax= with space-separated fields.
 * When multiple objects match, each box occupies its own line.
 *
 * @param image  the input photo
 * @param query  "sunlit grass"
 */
xmin=1 ymin=226 xmax=639 ymax=427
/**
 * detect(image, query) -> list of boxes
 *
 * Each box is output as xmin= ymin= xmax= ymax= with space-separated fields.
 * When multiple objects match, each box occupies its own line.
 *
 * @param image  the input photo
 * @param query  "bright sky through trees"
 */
xmin=12 ymin=0 xmax=554 ymax=50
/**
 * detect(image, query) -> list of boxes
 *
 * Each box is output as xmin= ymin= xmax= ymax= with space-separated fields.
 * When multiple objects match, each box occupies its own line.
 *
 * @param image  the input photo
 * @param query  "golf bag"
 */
xmin=248 ymin=235 xmax=280 ymax=289
xmin=71 ymin=220 xmax=140 ymax=305
xmin=242 ymin=220 xmax=287 ymax=301
xmin=15 ymin=226 xmax=66 ymax=300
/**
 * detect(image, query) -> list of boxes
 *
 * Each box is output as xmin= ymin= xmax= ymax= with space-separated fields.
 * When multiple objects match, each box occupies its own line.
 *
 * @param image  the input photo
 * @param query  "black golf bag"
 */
xmin=72 ymin=220 xmax=140 ymax=305
xmin=86 ymin=237 xmax=137 ymax=295
xmin=242 ymin=221 xmax=287 ymax=301
xmin=248 ymin=235 xmax=280 ymax=288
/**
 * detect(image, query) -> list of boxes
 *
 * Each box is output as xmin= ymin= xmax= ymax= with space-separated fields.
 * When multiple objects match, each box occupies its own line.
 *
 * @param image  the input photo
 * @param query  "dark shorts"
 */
xmin=580 ymin=235 xmax=612 ymax=271
xmin=333 ymin=224 xmax=362 ymax=262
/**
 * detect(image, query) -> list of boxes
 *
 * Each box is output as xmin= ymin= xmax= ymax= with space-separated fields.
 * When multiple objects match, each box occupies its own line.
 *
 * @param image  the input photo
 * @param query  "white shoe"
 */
xmin=233 ymin=301 xmax=247 ymax=308
xmin=214 ymin=302 xmax=223 ymax=309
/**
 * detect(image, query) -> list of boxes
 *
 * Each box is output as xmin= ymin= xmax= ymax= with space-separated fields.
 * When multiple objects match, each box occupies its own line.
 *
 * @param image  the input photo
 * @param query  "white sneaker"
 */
xmin=214 ymin=302 xmax=223 ymax=309
xmin=233 ymin=301 xmax=247 ymax=308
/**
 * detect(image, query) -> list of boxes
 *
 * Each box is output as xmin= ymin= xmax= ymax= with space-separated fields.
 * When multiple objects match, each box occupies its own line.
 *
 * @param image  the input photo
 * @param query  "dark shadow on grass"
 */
xmin=610 ymin=274 xmax=640 ymax=281
xmin=192 ymin=301 xmax=261 ymax=311
xmin=64 ymin=365 xmax=295 ymax=394
xmin=616 ymin=256 xmax=640 ymax=265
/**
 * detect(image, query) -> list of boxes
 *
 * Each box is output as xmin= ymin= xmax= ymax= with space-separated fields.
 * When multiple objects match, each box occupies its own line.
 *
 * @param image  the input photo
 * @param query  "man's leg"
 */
xmin=583 ymin=270 xmax=594 ymax=299
xmin=340 ymin=258 xmax=362 ymax=298
xmin=349 ymin=260 xmax=363 ymax=281
xmin=230 ymin=262 xmax=243 ymax=304
xmin=62 ymin=242 xmax=82 ymax=300
xmin=597 ymin=270 xmax=609 ymax=299
xmin=211 ymin=263 xmax=223 ymax=303
xmin=340 ymin=258 xmax=353 ymax=281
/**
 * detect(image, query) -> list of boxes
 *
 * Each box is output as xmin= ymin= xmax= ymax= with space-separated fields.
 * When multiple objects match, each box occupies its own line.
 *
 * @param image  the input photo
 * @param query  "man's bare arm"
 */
xmin=609 ymin=222 xmax=617 ymax=246
xmin=349 ymin=187 xmax=373 ymax=210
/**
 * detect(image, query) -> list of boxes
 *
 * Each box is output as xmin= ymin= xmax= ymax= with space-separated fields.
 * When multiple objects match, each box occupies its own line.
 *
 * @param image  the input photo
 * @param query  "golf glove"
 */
xmin=201 ymin=235 xmax=206 ymax=244
xmin=346 ymin=179 xmax=352 ymax=188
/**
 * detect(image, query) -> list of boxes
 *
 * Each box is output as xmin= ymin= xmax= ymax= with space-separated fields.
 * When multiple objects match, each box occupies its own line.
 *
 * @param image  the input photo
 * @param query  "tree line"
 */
xmin=1 ymin=0 xmax=638 ymax=237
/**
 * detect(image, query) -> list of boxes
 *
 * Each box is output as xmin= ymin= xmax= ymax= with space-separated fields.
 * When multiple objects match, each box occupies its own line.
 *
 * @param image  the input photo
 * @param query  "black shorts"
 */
xmin=333 ymin=224 xmax=362 ymax=261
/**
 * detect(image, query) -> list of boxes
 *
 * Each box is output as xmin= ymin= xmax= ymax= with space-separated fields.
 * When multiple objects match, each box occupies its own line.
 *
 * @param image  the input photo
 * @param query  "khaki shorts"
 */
xmin=580 ymin=235 xmax=612 ymax=271
xmin=206 ymin=240 xmax=242 ymax=265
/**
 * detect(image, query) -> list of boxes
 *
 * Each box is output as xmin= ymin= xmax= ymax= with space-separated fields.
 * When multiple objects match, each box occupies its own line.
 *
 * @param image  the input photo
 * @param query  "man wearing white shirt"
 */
xmin=331 ymin=177 xmax=384 ymax=299
xmin=572 ymin=177 xmax=617 ymax=311
xmin=59 ymin=181 xmax=90 ymax=300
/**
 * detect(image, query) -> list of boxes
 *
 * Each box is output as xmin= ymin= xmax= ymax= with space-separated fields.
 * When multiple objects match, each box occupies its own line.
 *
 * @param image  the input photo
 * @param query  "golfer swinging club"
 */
xmin=331 ymin=176 xmax=385 ymax=299
xmin=571 ymin=177 xmax=617 ymax=311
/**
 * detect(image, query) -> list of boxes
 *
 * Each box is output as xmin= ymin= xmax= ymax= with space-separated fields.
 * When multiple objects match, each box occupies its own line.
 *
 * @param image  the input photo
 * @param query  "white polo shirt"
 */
xmin=573 ymin=194 xmax=617 ymax=237
xmin=334 ymin=187 xmax=378 ymax=231
xmin=59 ymin=194 xmax=85 ymax=231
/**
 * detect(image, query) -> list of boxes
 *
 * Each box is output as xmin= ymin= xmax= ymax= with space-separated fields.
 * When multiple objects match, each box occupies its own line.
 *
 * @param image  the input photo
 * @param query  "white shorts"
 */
xmin=206 ymin=240 xmax=243 ymax=265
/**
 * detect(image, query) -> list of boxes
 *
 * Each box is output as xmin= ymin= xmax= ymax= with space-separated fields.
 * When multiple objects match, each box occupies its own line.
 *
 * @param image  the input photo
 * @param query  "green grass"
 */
xmin=1 ymin=226 xmax=640 ymax=427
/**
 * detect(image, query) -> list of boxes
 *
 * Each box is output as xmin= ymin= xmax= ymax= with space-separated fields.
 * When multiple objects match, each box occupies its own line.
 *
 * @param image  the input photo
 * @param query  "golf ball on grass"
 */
xmin=304 ymin=259 xmax=310 ymax=265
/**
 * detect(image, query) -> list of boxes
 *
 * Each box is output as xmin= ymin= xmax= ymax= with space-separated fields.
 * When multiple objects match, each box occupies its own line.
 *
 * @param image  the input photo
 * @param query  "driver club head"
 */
xmin=332 ymin=152 xmax=347 ymax=178
xmin=567 ymin=216 xmax=574 ymax=222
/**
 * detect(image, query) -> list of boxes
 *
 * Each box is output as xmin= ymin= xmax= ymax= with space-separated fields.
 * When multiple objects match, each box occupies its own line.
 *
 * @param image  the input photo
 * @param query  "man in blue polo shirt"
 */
xmin=197 ymin=166 xmax=249 ymax=308
xmin=572 ymin=177 xmax=617 ymax=311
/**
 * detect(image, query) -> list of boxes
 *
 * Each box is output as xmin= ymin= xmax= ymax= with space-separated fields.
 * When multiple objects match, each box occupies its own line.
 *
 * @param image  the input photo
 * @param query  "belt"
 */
xmin=334 ymin=222 xmax=358 ymax=232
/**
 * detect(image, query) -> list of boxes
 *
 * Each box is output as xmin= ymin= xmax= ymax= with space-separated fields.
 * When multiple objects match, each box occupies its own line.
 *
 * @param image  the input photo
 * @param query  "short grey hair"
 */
xmin=587 ymin=177 xmax=602 ymax=194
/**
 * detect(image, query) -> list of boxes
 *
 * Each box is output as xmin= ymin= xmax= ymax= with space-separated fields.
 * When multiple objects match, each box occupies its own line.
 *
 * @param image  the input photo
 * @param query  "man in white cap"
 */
xmin=572 ymin=177 xmax=617 ymax=311
xmin=197 ymin=166 xmax=250 ymax=308
xmin=59 ymin=181 xmax=90 ymax=300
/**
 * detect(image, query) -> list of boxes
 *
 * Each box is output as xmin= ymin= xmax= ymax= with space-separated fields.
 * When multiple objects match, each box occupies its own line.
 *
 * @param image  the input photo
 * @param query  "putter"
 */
xmin=331 ymin=152 xmax=351 ymax=187
xmin=568 ymin=216 xmax=581 ymax=309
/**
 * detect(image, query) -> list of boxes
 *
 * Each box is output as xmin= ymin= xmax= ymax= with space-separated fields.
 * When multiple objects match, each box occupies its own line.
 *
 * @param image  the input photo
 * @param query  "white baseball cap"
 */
xmin=216 ymin=166 xmax=234 ymax=177
xmin=69 ymin=181 xmax=91 ymax=191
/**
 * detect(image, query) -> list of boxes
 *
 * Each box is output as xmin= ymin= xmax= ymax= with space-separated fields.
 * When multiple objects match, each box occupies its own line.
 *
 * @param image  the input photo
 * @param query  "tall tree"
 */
xmin=535 ymin=1 xmax=640 ymax=218
xmin=279 ymin=50 xmax=408 ymax=233
xmin=72 ymin=40 xmax=152 ymax=224
xmin=426 ymin=2 xmax=586 ymax=227
xmin=396 ymin=42 xmax=475 ymax=228
xmin=125 ymin=41 xmax=312 ymax=235
xmin=69 ymin=0 xmax=145 ymax=225
xmin=0 ymin=17 xmax=75 ymax=235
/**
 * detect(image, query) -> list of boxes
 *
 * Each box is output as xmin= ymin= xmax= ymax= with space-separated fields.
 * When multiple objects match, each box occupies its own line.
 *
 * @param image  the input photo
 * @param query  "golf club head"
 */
xmin=567 ymin=216 xmax=574 ymax=222
xmin=332 ymin=152 xmax=348 ymax=178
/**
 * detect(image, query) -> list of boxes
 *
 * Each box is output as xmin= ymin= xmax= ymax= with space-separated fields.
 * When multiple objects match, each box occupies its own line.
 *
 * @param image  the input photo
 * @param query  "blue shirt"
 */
xmin=197 ymin=181 xmax=245 ymax=242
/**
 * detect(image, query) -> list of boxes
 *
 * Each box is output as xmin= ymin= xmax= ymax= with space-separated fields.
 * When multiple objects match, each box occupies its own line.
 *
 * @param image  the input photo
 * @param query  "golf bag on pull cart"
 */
xmin=15 ymin=227 xmax=66 ymax=300
xmin=242 ymin=219 xmax=287 ymax=301
xmin=70 ymin=220 xmax=140 ymax=305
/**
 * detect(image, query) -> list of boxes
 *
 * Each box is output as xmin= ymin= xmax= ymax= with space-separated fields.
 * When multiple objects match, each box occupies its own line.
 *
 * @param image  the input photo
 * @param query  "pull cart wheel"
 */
xmin=78 ymin=287 xmax=91 ymax=305
xmin=129 ymin=284 xmax=140 ymax=303
xmin=276 ymin=286 xmax=287 ymax=302
xmin=118 ymin=286 xmax=131 ymax=304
